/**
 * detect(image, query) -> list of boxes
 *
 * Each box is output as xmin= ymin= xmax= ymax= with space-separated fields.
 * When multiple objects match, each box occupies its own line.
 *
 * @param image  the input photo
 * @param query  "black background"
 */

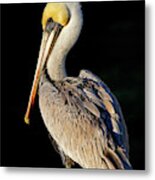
xmin=1 ymin=1 xmax=145 ymax=169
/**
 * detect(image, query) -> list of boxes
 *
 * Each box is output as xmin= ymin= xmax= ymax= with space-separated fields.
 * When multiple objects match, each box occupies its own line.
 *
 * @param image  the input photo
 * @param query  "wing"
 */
xmin=79 ymin=70 xmax=129 ymax=149
xmin=79 ymin=69 xmax=131 ymax=168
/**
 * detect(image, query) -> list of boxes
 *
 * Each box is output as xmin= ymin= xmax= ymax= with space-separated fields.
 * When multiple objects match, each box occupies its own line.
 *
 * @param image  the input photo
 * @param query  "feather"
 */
xmin=83 ymin=99 xmax=100 ymax=118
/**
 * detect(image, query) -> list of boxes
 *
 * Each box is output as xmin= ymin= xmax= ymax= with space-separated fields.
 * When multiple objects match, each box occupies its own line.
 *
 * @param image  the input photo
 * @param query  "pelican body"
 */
xmin=25 ymin=3 xmax=132 ymax=169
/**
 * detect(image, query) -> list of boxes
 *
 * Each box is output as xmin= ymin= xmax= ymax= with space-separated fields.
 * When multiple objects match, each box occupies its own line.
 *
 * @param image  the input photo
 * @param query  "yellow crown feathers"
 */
xmin=42 ymin=3 xmax=70 ymax=30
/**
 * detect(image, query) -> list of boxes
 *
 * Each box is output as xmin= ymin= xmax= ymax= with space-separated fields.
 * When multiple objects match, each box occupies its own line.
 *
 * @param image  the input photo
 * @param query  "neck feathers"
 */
xmin=47 ymin=3 xmax=83 ymax=81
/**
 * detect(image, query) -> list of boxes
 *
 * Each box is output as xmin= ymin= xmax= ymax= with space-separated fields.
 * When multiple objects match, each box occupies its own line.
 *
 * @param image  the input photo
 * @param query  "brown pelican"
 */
xmin=24 ymin=2 xmax=132 ymax=169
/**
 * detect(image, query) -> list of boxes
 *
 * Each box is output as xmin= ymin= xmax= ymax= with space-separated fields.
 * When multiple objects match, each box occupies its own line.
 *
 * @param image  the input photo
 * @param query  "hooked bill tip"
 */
xmin=24 ymin=116 xmax=30 ymax=125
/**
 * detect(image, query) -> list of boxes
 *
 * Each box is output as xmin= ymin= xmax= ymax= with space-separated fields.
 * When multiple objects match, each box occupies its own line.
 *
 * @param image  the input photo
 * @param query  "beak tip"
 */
xmin=24 ymin=116 xmax=30 ymax=125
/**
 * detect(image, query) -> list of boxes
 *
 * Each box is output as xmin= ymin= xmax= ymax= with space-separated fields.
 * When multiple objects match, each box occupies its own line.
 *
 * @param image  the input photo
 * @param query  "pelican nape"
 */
xmin=24 ymin=2 xmax=132 ymax=169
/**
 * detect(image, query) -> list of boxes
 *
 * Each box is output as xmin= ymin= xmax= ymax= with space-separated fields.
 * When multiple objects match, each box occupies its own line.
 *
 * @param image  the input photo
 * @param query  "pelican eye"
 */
xmin=45 ymin=17 xmax=63 ymax=33
xmin=45 ymin=18 xmax=54 ymax=32
xmin=47 ymin=17 xmax=53 ymax=23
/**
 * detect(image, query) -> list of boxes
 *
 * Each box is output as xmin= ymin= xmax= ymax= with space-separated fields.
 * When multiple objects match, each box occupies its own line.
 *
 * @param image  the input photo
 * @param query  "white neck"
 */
xmin=47 ymin=3 xmax=83 ymax=81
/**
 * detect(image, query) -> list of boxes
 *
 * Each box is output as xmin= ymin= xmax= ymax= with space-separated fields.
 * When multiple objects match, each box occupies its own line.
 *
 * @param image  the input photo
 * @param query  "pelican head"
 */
xmin=42 ymin=3 xmax=70 ymax=29
xmin=24 ymin=2 xmax=83 ymax=124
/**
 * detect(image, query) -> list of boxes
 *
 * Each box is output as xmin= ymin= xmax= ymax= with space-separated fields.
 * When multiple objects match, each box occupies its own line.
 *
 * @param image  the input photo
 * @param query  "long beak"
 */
xmin=24 ymin=23 xmax=62 ymax=125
